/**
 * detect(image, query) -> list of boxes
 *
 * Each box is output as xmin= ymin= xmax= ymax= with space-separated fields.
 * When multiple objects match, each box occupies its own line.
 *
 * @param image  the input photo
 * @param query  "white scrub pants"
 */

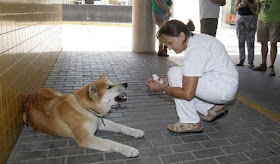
xmin=168 ymin=66 xmax=232 ymax=123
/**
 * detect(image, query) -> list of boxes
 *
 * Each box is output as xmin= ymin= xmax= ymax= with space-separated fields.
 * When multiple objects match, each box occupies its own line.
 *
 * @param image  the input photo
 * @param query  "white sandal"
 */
xmin=167 ymin=122 xmax=203 ymax=133
xmin=200 ymin=105 xmax=228 ymax=122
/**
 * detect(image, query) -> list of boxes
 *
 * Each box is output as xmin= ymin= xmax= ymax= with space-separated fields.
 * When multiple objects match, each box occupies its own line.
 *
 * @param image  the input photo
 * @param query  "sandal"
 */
xmin=248 ymin=63 xmax=254 ymax=68
xmin=252 ymin=64 xmax=267 ymax=71
xmin=157 ymin=51 xmax=169 ymax=57
xmin=200 ymin=105 xmax=228 ymax=122
xmin=167 ymin=122 xmax=203 ymax=133
xmin=268 ymin=66 xmax=276 ymax=76
xmin=235 ymin=62 xmax=243 ymax=66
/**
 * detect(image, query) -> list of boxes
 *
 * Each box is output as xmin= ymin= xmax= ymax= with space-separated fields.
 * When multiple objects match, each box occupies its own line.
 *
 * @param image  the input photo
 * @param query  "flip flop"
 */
xmin=200 ymin=105 xmax=228 ymax=122
xmin=167 ymin=122 xmax=203 ymax=133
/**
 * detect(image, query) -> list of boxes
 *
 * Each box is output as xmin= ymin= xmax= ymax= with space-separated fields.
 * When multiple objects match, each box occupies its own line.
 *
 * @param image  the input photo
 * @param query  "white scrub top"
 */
xmin=183 ymin=33 xmax=239 ymax=101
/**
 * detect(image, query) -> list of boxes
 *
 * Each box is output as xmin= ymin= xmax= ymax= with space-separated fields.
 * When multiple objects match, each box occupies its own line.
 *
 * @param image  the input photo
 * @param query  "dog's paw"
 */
xmin=130 ymin=129 xmax=145 ymax=138
xmin=122 ymin=147 xmax=139 ymax=157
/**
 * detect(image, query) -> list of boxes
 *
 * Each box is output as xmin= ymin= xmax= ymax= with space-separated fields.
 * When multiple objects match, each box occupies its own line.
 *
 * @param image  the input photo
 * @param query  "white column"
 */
xmin=132 ymin=0 xmax=156 ymax=53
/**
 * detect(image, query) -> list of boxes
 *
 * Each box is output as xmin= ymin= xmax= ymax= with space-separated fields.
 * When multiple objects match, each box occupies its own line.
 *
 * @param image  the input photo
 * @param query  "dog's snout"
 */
xmin=123 ymin=83 xmax=128 ymax=88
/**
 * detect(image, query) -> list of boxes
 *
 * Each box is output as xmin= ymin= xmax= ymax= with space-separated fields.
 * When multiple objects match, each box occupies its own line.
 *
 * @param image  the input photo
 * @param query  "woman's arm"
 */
xmin=248 ymin=0 xmax=257 ymax=12
xmin=146 ymin=76 xmax=199 ymax=101
xmin=155 ymin=0 xmax=170 ymax=13
xmin=165 ymin=76 xmax=198 ymax=101
xmin=234 ymin=0 xmax=244 ymax=13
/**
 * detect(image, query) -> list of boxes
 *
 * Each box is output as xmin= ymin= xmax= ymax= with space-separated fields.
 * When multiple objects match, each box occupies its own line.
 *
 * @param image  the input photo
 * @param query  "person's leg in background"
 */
xmin=200 ymin=18 xmax=218 ymax=37
xmin=259 ymin=42 xmax=268 ymax=69
xmin=268 ymin=42 xmax=277 ymax=76
xmin=246 ymin=15 xmax=257 ymax=68
xmin=158 ymin=38 xmax=168 ymax=57
xmin=235 ymin=14 xmax=246 ymax=66
xmin=154 ymin=13 xmax=170 ymax=57
xmin=267 ymin=21 xmax=280 ymax=76
xmin=253 ymin=20 xmax=268 ymax=71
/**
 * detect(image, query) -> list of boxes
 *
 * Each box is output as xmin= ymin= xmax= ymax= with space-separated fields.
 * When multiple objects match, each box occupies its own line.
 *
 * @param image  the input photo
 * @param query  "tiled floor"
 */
xmin=7 ymin=24 xmax=280 ymax=164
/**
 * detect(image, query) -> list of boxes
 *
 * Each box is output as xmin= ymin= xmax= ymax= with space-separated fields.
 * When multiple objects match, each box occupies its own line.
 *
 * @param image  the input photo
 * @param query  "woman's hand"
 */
xmin=239 ymin=3 xmax=246 ymax=8
xmin=161 ymin=78 xmax=169 ymax=86
xmin=235 ymin=0 xmax=245 ymax=13
xmin=146 ymin=79 xmax=165 ymax=92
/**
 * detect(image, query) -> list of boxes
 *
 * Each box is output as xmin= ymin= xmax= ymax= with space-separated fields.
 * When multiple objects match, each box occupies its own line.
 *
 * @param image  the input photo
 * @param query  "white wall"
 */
xmin=172 ymin=0 xmax=224 ymax=32
xmin=172 ymin=0 xmax=200 ymax=31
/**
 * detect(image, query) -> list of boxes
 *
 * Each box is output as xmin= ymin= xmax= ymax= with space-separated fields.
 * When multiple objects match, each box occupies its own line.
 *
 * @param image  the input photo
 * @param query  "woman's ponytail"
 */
xmin=186 ymin=19 xmax=195 ymax=32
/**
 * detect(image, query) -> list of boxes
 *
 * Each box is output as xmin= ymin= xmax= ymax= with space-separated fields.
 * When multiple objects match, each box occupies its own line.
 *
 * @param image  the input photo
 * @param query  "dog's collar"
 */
xmin=22 ymin=93 xmax=41 ymax=126
xmin=73 ymin=95 xmax=105 ymax=126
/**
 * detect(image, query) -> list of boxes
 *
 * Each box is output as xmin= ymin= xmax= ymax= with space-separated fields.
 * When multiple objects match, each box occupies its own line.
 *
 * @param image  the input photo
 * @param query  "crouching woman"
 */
xmin=146 ymin=19 xmax=239 ymax=133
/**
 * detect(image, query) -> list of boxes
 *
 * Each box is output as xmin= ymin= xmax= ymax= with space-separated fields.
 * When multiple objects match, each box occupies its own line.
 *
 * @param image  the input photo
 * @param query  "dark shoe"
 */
xmin=157 ymin=51 xmax=169 ymax=57
xmin=235 ymin=62 xmax=243 ymax=66
xmin=268 ymin=66 xmax=276 ymax=76
xmin=252 ymin=64 xmax=267 ymax=71
xmin=248 ymin=63 xmax=254 ymax=68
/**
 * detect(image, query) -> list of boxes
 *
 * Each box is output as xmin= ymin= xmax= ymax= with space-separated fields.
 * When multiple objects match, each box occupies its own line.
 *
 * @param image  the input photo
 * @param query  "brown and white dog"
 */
xmin=22 ymin=74 xmax=144 ymax=157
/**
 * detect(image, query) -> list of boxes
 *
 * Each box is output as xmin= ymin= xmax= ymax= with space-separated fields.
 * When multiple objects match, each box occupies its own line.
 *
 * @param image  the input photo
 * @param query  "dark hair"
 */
xmin=157 ymin=19 xmax=195 ymax=43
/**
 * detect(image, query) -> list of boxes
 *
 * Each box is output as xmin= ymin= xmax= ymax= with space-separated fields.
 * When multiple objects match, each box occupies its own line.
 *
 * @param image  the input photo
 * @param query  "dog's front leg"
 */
xmin=78 ymin=135 xmax=140 ymax=157
xmin=98 ymin=119 xmax=144 ymax=138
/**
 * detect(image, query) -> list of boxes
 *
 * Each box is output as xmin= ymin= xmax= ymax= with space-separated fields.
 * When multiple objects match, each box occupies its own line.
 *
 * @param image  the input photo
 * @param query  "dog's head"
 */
xmin=74 ymin=74 xmax=127 ymax=116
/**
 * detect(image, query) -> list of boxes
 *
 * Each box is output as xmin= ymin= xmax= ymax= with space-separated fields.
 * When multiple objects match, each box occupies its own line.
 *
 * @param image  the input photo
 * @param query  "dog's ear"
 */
xmin=99 ymin=73 xmax=106 ymax=80
xmin=88 ymin=84 xmax=98 ymax=100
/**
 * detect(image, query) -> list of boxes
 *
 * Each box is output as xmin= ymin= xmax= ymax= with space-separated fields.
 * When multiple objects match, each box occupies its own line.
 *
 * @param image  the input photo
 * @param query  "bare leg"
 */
xmin=270 ymin=42 xmax=277 ymax=67
xmin=268 ymin=42 xmax=277 ymax=76
xmin=158 ymin=42 xmax=164 ymax=53
xmin=261 ymin=42 xmax=268 ymax=65
xmin=254 ymin=42 xmax=269 ymax=71
xmin=157 ymin=22 xmax=168 ymax=56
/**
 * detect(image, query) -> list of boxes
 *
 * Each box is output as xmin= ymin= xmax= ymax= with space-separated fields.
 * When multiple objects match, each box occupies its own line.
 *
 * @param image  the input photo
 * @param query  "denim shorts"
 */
xmin=152 ymin=12 xmax=171 ymax=27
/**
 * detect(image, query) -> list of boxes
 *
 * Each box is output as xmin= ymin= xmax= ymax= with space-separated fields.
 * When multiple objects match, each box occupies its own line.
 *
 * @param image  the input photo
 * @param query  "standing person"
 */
xmin=199 ymin=0 xmax=226 ymax=37
xmin=253 ymin=0 xmax=280 ymax=76
xmin=146 ymin=20 xmax=238 ymax=133
xmin=234 ymin=0 xmax=257 ymax=68
xmin=151 ymin=0 xmax=172 ymax=57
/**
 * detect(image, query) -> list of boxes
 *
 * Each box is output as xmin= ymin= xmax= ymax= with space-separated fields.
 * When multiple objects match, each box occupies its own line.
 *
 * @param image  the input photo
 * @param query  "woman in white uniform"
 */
xmin=146 ymin=19 xmax=239 ymax=133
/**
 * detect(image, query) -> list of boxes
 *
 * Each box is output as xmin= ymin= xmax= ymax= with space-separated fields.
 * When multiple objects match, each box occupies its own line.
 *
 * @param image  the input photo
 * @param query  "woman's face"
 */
xmin=161 ymin=32 xmax=188 ymax=54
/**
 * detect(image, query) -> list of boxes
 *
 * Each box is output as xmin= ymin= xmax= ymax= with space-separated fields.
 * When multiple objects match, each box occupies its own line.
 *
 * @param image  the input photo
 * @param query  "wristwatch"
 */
xmin=162 ymin=86 xmax=168 ymax=94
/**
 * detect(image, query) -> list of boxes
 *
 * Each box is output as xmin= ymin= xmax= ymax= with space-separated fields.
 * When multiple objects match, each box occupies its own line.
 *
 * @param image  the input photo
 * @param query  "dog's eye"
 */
xmin=107 ymin=85 xmax=112 ymax=89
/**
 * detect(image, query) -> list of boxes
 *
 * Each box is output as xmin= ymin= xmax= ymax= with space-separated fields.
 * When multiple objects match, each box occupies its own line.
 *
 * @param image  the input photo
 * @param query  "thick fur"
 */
xmin=23 ymin=74 xmax=144 ymax=157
